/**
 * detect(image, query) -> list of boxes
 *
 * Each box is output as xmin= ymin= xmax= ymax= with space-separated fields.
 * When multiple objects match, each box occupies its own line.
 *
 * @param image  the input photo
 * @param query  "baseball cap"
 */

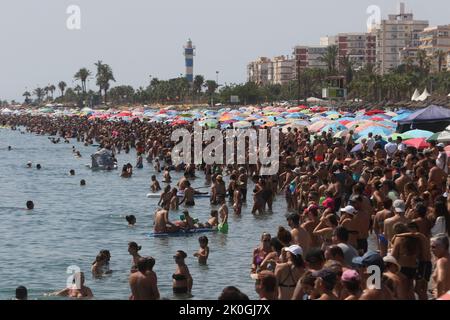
xmin=285 ymin=245 xmax=303 ymax=257
xmin=340 ymin=205 xmax=356 ymax=215
xmin=312 ymin=268 xmax=337 ymax=284
xmin=437 ymin=143 xmax=445 ymax=148
xmin=341 ymin=269 xmax=361 ymax=282
xmin=393 ymin=199 xmax=405 ymax=213
xmin=383 ymin=255 xmax=401 ymax=271
xmin=352 ymin=251 xmax=384 ymax=271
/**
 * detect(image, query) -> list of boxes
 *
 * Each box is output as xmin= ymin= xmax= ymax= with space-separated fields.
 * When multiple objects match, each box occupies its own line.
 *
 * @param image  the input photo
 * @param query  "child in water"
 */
xmin=151 ymin=175 xmax=161 ymax=192
xmin=154 ymin=159 xmax=161 ymax=173
xmin=193 ymin=236 xmax=209 ymax=265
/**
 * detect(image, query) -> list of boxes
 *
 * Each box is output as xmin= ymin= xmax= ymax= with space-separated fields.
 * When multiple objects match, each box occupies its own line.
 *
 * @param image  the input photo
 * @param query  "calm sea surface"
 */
xmin=0 ymin=127 xmax=297 ymax=300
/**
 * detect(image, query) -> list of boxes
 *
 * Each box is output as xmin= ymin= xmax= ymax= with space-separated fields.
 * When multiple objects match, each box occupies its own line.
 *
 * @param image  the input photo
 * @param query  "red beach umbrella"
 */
xmin=404 ymin=138 xmax=430 ymax=150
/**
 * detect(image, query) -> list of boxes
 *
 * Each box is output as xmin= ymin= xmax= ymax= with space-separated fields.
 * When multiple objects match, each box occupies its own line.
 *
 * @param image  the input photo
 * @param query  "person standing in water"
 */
xmin=136 ymin=153 xmax=143 ymax=169
xmin=218 ymin=198 xmax=229 ymax=234
xmin=129 ymin=257 xmax=160 ymax=300
xmin=172 ymin=250 xmax=193 ymax=295
xmin=193 ymin=236 xmax=209 ymax=265
xmin=128 ymin=242 xmax=142 ymax=273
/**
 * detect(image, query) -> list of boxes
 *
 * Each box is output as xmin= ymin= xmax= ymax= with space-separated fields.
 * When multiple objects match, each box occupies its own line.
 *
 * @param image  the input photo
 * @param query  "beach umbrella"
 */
xmin=404 ymin=138 xmax=430 ymax=149
xmin=384 ymin=111 xmax=398 ymax=117
xmin=351 ymin=144 xmax=363 ymax=153
xmin=233 ymin=121 xmax=252 ymax=129
xmin=260 ymin=122 xmax=276 ymax=128
xmin=170 ymin=120 xmax=189 ymax=126
xmin=437 ymin=131 xmax=450 ymax=143
xmin=401 ymin=129 xmax=434 ymax=140
xmin=427 ymin=132 xmax=442 ymax=142
xmin=327 ymin=114 xmax=341 ymax=120
xmin=117 ymin=111 xmax=132 ymax=117
xmin=334 ymin=130 xmax=349 ymax=139
xmin=364 ymin=109 xmax=385 ymax=116
xmin=358 ymin=126 xmax=394 ymax=137
xmin=321 ymin=123 xmax=347 ymax=133
xmin=308 ymin=120 xmax=333 ymax=133
xmin=391 ymin=113 xmax=413 ymax=122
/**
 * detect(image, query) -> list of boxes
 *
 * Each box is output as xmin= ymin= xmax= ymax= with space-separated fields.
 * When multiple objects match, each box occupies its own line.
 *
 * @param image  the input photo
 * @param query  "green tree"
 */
xmin=319 ymin=45 xmax=339 ymax=74
xmin=23 ymin=91 xmax=31 ymax=104
xmin=434 ymin=50 xmax=447 ymax=73
xmin=74 ymin=68 xmax=91 ymax=94
xmin=95 ymin=61 xmax=116 ymax=104
xmin=33 ymin=88 xmax=45 ymax=104
xmin=58 ymin=81 xmax=67 ymax=98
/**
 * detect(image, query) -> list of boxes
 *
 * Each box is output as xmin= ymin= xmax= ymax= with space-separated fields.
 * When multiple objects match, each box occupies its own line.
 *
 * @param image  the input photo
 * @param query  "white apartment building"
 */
xmin=370 ymin=3 xmax=429 ymax=74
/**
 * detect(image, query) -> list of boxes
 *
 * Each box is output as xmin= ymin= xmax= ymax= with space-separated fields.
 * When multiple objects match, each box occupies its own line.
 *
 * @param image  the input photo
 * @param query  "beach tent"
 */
xmin=437 ymin=131 xmax=450 ymax=143
xmin=397 ymin=105 xmax=450 ymax=133
xmin=411 ymin=89 xmax=420 ymax=101
xmin=416 ymin=89 xmax=431 ymax=102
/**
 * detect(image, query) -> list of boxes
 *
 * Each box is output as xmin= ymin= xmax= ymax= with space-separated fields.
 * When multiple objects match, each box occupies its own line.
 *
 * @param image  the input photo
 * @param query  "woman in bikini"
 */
xmin=251 ymin=233 xmax=273 ymax=274
xmin=275 ymin=245 xmax=306 ymax=300
xmin=172 ymin=250 xmax=193 ymax=295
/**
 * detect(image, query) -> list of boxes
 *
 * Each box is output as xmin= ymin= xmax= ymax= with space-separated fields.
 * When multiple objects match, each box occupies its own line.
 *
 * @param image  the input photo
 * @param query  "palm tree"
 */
xmin=319 ymin=45 xmax=339 ymax=74
xmin=204 ymin=80 xmax=218 ymax=106
xmin=74 ymin=68 xmax=91 ymax=94
xmin=434 ymin=50 xmax=447 ymax=73
xmin=339 ymin=55 xmax=354 ymax=85
xmin=416 ymin=49 xmax=430 ymax=73
xmin=49 ymin=85 xmax=56 ymax=100
xmin=58 ymin=81 xmax=67 ymax=97
xmin=193 ymin=75 xmax=204 ymax=103
xmin=23 ymin=91 xmax=31 ymax=104
xmin=44 ymin=86 xmax=50 ymax=101
xmin=95 ymin=61 xmax=115 ymax=103
xmin=33 ymin=88 xmax=45 ymax=104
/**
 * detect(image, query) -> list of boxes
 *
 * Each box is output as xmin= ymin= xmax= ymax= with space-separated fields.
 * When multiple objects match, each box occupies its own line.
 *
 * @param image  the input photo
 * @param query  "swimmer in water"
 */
xmin=51 ymin=272 xmax=93 ymax=299
xmin=126 ymin=215 xmax=136 ymax=226
xmin=15 ymin=286 xmax=27 ymax=300
xmin=75 ymin=151 xmax=82 ymax=158
xmin=80 ymin=179 xmax=86 ymax=186
xmin=69 ymin=169 xmax=75 ymax=176
xmin=8 ymin=146 xmax=12 ymax=151
xmin=26 ymin=161 xmax=32 ymax=168
xmin=36 ymin=164 xmax=41 ymax=170
xmin=193 ymin=236 xmax=209 ymax=265
xmin=91 ymin=254 xmax=107 ymax=278
xmin=26 ymin=201 xmax=34 ymax=210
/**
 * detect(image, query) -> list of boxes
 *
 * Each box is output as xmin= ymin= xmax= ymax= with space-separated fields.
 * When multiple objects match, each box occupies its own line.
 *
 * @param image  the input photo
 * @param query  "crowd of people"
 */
xmin=2 ymin=111 xmax=450 ymax=300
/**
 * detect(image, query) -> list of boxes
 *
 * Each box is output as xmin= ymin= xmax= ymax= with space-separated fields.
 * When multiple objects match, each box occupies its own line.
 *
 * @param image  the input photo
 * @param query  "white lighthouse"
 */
xmin=184 ymin=39 xmax=195 ymax=85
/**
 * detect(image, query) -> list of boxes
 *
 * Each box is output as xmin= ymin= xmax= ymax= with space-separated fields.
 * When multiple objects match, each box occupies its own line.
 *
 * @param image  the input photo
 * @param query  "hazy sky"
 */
xmin=1 ymin=0 xmax=448 ymax=101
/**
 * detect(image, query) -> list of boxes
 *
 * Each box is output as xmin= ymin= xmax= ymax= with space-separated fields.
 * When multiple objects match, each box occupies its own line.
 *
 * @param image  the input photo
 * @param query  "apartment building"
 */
xmin=419 ymin=25 xmax=450 ymax=72
xmin=370 ymin=3 xmax=429 ymax=74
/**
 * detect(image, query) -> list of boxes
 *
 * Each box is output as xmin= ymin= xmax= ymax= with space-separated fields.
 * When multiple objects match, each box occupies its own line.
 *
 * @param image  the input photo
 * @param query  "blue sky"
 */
xmin=0 ymin=0 xmax=448 ymax=101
